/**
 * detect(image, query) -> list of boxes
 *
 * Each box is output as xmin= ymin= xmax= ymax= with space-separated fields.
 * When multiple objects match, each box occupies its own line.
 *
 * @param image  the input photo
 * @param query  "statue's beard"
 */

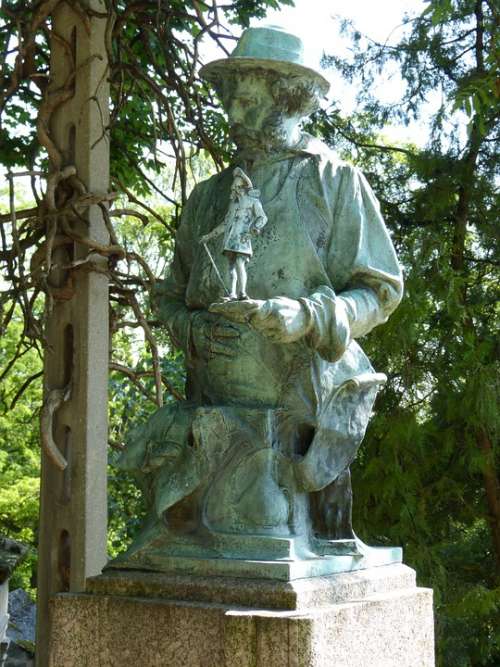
xmin=230 ymin=112 xmax=290 ymax=156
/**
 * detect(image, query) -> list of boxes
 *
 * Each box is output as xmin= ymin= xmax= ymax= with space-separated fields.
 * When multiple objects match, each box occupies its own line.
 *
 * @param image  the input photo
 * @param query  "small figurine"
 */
xmin=200 ymin=167 xmax=267 ymax=300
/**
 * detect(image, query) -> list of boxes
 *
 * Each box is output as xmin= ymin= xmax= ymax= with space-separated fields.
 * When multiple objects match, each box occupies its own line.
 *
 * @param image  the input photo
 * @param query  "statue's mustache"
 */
xmin=229 ymin=116 xmax=287 ymax=147
xmin=229 ymin=123 xmax=259 ymax=140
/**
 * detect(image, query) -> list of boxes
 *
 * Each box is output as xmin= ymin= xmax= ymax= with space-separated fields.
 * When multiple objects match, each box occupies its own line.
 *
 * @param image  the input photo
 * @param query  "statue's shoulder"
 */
xmin=300 ymin=135 xmax=355 ymax=183
xmin=185 ymin=168 xmax=232 ymax=208
xmin=187 ymin=170 xmax=220 ymax=197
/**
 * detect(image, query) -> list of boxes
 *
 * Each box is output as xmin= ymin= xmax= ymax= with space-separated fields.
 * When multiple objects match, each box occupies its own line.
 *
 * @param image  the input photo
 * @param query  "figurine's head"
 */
xmin=200 ymin=27 xmax=329 ymax=155
xmin=231 ymin=167 xmax=253 ymax=196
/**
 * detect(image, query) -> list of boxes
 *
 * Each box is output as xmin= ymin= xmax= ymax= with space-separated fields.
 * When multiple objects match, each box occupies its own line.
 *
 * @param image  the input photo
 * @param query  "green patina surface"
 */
xmin=110 ymin=26 xmax=404 ymax=580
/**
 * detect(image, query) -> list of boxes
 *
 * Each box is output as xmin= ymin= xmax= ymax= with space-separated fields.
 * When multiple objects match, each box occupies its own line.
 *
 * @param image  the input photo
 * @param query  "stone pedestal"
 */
xmin=48 ymin=564 xmax=434 ymax=666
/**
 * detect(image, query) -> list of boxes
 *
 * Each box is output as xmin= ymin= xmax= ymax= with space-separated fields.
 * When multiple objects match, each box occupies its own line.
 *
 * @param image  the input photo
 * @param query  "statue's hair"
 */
xmin=267 ymin=72 xmax=323 ymax=117
xmin=216 ymin=69 xmax=323 ymax=118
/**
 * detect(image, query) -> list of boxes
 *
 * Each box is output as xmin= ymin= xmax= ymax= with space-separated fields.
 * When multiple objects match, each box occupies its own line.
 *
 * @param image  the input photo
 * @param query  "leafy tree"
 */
xmin=0 ymin=313 xmax=41 ymax=594
xmin=317 ymin=1 xmax=499 ymax=664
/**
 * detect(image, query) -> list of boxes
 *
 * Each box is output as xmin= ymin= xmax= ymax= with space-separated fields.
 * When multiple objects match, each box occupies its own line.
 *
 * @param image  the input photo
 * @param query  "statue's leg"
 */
xmin=228 ymin=255 xmax=238 ymax=299
xmin=311 ymin=468 xmax=355 ymax=540
xmin=236 ymin=255 xmax=248 ymax=299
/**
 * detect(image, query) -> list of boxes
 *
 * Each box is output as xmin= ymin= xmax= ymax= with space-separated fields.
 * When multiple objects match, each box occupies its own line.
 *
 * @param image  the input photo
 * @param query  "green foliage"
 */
xmin=319 ymin=1 xmax=499 ymax=664
xmin=0 ymin=316 xmax=41 ymax=594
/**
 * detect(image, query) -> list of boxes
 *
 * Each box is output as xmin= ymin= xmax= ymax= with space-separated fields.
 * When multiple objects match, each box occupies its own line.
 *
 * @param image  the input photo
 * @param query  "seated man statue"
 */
xmin=114 ymin=26 xmax=403 ymax=576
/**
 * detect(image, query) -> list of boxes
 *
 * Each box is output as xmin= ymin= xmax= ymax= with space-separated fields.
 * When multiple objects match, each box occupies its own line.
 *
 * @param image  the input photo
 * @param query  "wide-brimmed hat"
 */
xmin=200 ymin=26 xmax=330 ymax=96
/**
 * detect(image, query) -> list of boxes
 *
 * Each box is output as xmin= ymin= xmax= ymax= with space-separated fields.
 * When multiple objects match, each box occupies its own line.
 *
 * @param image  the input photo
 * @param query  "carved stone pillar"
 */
xmin=36 ymin=2 xmax=109 ymax=665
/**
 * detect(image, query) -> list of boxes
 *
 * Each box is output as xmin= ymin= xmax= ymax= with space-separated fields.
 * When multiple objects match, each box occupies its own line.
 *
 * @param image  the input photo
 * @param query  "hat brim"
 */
xmin=199 ymin=57 xmax=330 ymax=96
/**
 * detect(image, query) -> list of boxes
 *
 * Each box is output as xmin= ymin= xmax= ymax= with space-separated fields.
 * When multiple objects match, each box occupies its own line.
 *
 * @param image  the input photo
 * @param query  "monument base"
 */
xmin=48 ymin=564 xmax=434 ymax=666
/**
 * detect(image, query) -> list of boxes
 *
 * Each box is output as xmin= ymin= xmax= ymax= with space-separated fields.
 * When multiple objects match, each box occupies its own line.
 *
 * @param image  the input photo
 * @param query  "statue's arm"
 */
xmin=300 ymin=165 xmax=403 ymax=360
xmin=157 ymin=183 xmax=241 ymax=360
xmin=252 ymin=200 xmax=268 ymax=233
xmin=156 ymin=188 xmax=200 ymax=354
xmin=209 ymin=163 xmax=403 ymax=363
xmin=201 ymin=220 xmax=225 ymax=243
xmin=335 ymin=166 xmax=403 ymax=334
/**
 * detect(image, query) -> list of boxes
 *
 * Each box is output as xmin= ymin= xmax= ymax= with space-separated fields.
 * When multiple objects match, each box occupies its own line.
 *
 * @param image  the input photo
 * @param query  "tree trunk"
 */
xmin=477 ymin=429 xmax=500 ymax=576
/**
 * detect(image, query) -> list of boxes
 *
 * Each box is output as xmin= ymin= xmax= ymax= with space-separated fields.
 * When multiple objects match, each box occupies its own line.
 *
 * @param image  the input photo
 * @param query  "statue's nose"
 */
xmin=227 ymin=104 xmax=239 ymax=125
xmin=227 ymin=99 xmax=246 ymax=125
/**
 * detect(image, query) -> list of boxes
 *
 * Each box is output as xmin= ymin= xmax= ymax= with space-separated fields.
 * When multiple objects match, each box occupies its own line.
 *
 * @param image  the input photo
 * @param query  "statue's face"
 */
xmin=226 ymin=74 xmax=274 ymax=137
xmin=225 ymin=72 xmax=300 ymax=154
xmin=231 ymin=177 xmax=246 ymax=197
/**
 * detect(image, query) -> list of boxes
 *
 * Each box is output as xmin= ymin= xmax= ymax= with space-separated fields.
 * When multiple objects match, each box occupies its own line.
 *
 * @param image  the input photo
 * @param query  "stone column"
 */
xmin=36 ymin=2 xmax=110 ymax=665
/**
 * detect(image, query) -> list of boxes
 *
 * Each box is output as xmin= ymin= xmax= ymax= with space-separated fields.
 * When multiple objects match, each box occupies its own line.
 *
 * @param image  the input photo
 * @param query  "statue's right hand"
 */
xmin=190 ymin=311 xmax=241 ymax=361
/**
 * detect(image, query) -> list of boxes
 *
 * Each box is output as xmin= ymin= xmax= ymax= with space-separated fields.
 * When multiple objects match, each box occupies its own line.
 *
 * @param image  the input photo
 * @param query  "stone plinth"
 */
xmin=48 ymin=564 xmax=434 ymax=666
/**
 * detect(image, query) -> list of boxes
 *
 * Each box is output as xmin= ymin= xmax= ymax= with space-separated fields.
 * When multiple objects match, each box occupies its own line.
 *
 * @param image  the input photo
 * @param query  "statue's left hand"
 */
xmin=209 ymin=297 xmax=310 ymax=344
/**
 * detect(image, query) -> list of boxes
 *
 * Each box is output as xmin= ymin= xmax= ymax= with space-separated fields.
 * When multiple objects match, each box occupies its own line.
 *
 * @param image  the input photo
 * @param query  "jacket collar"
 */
xmin=232 ymin=133 xmax=332 ymax=169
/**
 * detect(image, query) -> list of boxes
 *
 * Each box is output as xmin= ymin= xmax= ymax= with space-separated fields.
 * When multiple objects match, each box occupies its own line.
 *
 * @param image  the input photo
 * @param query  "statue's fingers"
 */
xmin=201 ymin=334 xmax=234 ymax=359
xmin=209 ymin=306 xmax=250 ymax=323
xmin=218 ymin=312 xmax=247 ymax=324
xmin=249 ymin=318 xmax=283 ymax=341
xmin=208 ymin=302 xmax=234 ymax=316
xmin=248 ymin=307 xmax=276 ymax=328
xmin=208 ymin=341 xmax=237 ymax=358
xmin=210 ymin=299 xmax=261 ymax=313
xmin=212 ymin=324 xmax=241 ymax=339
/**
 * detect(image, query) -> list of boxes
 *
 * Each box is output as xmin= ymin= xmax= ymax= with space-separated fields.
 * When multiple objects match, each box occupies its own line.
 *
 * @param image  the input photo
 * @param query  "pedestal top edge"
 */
xmin=85 ymin=563 xmax=417 ymax=611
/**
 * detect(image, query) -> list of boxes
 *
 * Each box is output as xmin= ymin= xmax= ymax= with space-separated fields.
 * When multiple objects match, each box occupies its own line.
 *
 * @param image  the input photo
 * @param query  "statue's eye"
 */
xmin=236 ymin=96 xmax=255 ymax=105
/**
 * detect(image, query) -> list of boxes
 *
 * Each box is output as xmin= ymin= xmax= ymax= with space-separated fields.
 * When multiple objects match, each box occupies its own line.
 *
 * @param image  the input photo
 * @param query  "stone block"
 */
xmin=48 ymin=564 xmax=434 ymax=666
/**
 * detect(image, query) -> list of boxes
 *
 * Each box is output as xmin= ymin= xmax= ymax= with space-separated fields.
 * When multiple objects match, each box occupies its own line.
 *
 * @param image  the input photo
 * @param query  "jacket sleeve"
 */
xmin=299 ymin=163 xmax=403 ymax=361
xmin=253 ymin=200 xmax=268 ymax=231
